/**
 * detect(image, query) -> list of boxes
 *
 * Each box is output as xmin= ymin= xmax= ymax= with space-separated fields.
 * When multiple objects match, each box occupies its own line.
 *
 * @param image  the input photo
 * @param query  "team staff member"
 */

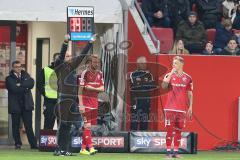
xmin=6 ymin=61 xmax=37 ymax=149
xmin=37 ymin=53 xmax=60 ymax=129
xmin=162 ymin=56 xmax=193 ymax=158
xmin=78 ymin=54 xmax=104 ymax=155
xmin=54 ymin=35 xmax=96 ymax=156
xmin=129 ymin=56 xmax=155 ymax=131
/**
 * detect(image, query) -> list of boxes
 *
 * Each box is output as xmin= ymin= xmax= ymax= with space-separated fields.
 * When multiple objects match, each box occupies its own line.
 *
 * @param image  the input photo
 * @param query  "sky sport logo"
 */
xmin=72 ymin=137 xmax=124 ymax=148
xmin=93 ymin=137 xmax=124 ymax=148
xmin=72 ymin=137 xmax=82 ymax=147
xmin=134 ymin=137 xmax=187 ymax=149
xmin=40 ymin=136 xmax=48 ymax=146
xmin=40 ymin=135 xmax=57 ymax=147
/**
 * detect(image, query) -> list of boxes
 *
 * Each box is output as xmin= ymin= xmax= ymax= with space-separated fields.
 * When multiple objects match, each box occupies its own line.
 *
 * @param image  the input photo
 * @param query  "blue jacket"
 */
xmin=214 ymin=23 xmax=234 ymax=49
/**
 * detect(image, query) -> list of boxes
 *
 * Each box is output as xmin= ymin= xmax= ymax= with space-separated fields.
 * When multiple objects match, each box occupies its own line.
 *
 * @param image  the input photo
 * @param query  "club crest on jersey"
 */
xmin=173 ymin=78 xmax=176 ymax=81
xmin=182 ymin=77 xmax=187 ymax=82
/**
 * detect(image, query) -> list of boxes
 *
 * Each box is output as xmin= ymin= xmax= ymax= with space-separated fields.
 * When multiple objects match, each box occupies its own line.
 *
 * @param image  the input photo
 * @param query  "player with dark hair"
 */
xmin=162 ymin=56 xmax=193 ymax=158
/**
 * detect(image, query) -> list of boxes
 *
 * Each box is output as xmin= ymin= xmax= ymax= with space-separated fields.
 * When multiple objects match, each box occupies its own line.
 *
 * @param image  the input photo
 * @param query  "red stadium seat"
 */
xmin=233 ymin=29 xmax=240 ymax=34
xmin=192 ymin=4 xmax=197 ymax=12
xmin=152 ymin=27 xmax=174 ymax=54
xmin=206 ymin=28 xmax=216 ymax=43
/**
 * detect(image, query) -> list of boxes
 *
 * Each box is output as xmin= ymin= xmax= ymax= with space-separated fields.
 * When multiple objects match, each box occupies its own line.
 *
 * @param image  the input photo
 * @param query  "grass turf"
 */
xmin=0 ymin=148 xmax=239 ymax=160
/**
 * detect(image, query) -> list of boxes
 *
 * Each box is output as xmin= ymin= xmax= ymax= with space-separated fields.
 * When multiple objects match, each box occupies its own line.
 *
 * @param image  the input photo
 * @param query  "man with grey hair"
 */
xmin=129 ymin=56 xmax=156 ymax=131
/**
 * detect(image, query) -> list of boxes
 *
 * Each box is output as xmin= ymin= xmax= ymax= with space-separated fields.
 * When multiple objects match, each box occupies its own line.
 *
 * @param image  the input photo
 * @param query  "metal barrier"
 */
xmin=130 ymin=0 xmax=160 ymax=53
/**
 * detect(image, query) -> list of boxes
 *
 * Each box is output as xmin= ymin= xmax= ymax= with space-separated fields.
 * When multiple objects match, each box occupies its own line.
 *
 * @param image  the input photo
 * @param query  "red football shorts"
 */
xmin=83 ymin=108 xmax=98 ymax=125
xmin=164 ymin=111 xmax=186 ymax=130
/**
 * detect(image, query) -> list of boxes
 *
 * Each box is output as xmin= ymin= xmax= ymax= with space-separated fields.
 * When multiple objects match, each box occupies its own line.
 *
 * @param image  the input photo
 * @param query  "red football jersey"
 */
xmin=164 ymin=72 xmax=193 ymax=113
xmin=79 ymin=69 xmax=104 ymax=109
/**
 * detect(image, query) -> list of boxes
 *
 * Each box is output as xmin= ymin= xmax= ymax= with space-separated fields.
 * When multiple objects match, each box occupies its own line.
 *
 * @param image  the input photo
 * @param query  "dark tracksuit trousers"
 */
xmin=43 ymin=98 xmax=58 ymax=130
xmin=56 ymin=96 xmax=81 ymax=151
xmin=131 ymin=98 xmax=150 ymax=131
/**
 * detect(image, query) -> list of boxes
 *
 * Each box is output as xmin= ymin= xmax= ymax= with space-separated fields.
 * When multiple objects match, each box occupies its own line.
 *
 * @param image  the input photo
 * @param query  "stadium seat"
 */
xmin=206 ymin=28 xmax=216 ymax=43
xmin=152 ymin=27 xmax=174 ymax=54
xmin=192 ymin=4 xmax=197 ymax=12
xmin=233 ymin=29 xmax=240 ymax=34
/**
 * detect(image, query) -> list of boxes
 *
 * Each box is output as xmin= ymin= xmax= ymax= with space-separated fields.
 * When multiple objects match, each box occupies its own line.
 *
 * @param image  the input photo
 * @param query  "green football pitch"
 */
xmin=0 ymin=148 xmax=239 ymax=160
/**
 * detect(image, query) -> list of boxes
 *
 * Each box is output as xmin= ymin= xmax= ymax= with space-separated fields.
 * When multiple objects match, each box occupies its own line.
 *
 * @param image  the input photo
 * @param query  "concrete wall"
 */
xmin=27 ymin=21 xmax=66 ymax=75
xmin=27 ymin=22 xmax=66 ymax=129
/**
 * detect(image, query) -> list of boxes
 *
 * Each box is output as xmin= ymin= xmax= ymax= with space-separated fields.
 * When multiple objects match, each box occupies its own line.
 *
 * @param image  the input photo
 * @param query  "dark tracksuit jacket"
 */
xmin=130 ymin=69 xmax=156 ymax=130
xmin=54 ymin=41 xmax=92 ymax=152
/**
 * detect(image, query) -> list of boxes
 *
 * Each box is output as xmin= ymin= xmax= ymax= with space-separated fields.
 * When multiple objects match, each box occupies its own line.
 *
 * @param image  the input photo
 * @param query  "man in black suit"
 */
xmin=5 ymin=60 xmax=37 ymax=149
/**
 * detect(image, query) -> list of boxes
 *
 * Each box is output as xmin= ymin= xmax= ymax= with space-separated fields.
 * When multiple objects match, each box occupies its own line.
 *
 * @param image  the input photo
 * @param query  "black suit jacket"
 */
xmin=6 ymin=70 xmax=34 ymax=113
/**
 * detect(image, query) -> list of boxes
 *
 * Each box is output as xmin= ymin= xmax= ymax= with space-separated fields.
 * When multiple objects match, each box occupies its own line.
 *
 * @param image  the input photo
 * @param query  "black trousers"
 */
xmin=131 ymin=98 xmax=150 ymax=131
xmin=185 ymin=43 xmax=204 ymax=54
xmin=56 ymin=97 xmax=82 ymax=151
xmin=11 ymin=110 xmax=37 ymax=147
xmin=57 ymin=121 xmax=72 ymax=151
xmin=43 ymin=99 xmax=57 ymax=130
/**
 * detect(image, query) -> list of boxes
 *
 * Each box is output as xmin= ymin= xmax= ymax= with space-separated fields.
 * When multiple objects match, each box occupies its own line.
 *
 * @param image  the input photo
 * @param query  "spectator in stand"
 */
xmin=220 ymin=37 xmax=240 ymax=55
xmin=168 ymin=0 xmax=190 ymax=31
xmin=235 ymin=30 xmax=240 ymax=44
xmin=202 ymin=41 xmax=216 ymax=55
xmin=195 ymin=0 xmax=223 ymax=29
xmin=222 ymin=0 xmax=238 ymax=19
xmin=169 ymin=39 xmax=190 ymax=55
xmin=141 ymin=0 xmax=171 ymax=27
xmin=176 ymin=11 xmax=207 ymax=54
xmin=232 ymin=4 xmax=240 ymax=29
xmin=214 ymin=19 xmax=235 ymax=54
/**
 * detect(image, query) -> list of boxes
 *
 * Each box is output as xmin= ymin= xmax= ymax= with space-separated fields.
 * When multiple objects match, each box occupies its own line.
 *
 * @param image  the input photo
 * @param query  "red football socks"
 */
xmin=166 ymin=124 xmax=173 ymax=151
xmin=173 ymin=130 xmax=181 ymax=151
xmin=82 ymin=128 xmax=93 ymax=149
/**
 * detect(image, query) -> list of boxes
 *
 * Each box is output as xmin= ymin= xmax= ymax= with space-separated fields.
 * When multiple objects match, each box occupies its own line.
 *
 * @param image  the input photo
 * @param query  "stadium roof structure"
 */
xmin=0 ymin=0 xmax=123 ymax=23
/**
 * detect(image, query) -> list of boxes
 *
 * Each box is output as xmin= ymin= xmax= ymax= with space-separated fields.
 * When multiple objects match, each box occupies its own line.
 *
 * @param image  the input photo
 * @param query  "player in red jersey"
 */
xmin=78 ymin=54 xmax=104 ymax=155
xmin=162 ymin=56 xmax=193 ymax=158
